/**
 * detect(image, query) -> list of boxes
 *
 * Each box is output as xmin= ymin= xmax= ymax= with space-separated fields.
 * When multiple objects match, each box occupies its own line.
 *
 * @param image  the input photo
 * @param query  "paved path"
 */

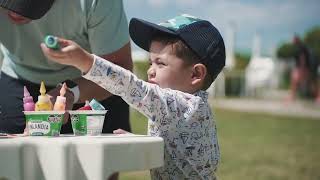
xmin=211 ymin=98 xmax=320 ymax=119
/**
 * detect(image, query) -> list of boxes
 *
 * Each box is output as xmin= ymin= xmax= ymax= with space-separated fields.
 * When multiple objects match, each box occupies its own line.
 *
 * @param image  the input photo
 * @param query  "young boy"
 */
xmin=42 ymin=14 xmax=225 ymax=180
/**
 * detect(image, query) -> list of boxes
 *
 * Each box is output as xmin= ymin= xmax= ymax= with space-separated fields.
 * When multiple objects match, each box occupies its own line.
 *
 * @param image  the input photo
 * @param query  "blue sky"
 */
xmin=123 ymin=0 xmax=320 ymax=56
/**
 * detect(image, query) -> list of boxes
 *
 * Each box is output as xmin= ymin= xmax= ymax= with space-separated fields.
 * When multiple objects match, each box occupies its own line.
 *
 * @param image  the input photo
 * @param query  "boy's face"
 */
xmin=147 ymin=41 xmax=195 ymax=92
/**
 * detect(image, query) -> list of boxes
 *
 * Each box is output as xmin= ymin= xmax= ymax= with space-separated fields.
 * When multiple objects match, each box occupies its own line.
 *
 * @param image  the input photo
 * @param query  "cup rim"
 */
xmin=23 ymin=111 xmax=65 ymax=115
xmin=68 ymin=110 xmax=108 ymax=115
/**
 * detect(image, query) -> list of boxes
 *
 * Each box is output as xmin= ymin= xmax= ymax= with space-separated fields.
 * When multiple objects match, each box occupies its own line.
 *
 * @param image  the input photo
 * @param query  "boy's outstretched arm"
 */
xmin=40 ymin=38 xmax=132 ymax=109
xmin=40 ymin=38 xmax=98 ymax=109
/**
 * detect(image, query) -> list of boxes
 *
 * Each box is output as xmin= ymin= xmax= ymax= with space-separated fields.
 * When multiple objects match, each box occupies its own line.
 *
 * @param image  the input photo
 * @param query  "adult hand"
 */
xmin=47 ymin=86 xmax=75 ymax=124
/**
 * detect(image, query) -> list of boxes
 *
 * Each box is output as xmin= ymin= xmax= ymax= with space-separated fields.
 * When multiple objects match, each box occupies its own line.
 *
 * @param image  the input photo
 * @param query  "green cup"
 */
xmin=24 ymin=111 xmax=64 ymax=136
xmin=69 ymin=110 xmax=107 ymax=136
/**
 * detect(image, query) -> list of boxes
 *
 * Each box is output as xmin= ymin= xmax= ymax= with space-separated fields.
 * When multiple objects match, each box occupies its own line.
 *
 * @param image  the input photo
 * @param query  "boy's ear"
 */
xmin=191 ymin=63 xmax=207 ymax=85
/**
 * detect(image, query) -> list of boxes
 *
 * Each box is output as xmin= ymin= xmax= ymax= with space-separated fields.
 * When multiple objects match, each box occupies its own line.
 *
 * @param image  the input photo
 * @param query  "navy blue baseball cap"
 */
xmin=0 ymin=0 xmax=54 ymax=20
xmin=129 ymin=14 xmax=225 ymax=79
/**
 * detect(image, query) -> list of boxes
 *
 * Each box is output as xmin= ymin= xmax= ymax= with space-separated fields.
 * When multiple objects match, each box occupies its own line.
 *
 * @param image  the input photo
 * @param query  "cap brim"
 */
xmin=129 ymin=18 xmax=177 ymax=52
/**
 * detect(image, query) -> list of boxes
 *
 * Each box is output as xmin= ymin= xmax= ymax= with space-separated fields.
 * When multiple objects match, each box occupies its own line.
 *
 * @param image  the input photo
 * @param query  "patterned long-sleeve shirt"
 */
xmin=83 ymin=55 xmax=220 ymax=180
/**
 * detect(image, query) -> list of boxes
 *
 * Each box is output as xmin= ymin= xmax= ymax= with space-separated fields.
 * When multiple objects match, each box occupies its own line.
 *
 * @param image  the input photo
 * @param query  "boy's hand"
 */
xmin=40 ymin=37 xmax=94 ymax=73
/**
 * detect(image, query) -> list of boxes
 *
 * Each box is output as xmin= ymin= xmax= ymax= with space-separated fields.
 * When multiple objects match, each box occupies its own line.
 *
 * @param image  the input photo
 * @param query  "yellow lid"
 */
xmin=40 ymin=81 xmax=46 ymax=96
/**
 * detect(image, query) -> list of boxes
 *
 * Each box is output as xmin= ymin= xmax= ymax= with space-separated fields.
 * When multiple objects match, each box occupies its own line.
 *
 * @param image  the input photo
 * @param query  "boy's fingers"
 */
xmin=40 ymin=43 xmax=66 ymax=59
xmin=40 ymin=43 xmax=53 ymax=58
xmin=57 ymin=38 xmax=71 ymax=48
xmin=60 ymin=44 xmax=76 ymax=53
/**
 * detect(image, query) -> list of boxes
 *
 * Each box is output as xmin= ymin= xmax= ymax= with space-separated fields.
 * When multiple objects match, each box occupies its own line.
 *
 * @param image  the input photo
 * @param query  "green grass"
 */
xmin=120 ymin=108 xmax=320 ymax=180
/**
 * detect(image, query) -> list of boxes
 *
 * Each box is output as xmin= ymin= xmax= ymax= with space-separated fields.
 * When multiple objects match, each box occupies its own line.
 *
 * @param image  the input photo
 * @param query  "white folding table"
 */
xmin=0 ymin=134 xmax=164 ymax=180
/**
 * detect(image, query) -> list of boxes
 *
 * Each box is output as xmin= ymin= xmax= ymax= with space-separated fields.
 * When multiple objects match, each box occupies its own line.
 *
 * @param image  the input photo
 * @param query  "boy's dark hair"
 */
xmin=152 ymin=34 xmax=213 ymax=90
xmin=129 ymin=14 xmax=225 ymax=87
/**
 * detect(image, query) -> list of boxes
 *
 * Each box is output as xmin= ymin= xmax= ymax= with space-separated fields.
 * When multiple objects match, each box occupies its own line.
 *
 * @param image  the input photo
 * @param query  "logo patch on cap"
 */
xmin=159 ymin=14 xmax=200 ymax=31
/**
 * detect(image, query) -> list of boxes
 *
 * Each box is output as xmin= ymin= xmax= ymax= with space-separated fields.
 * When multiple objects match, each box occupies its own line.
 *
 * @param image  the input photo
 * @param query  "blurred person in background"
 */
xmin=286 ymin=35 xmax=320 ymax=104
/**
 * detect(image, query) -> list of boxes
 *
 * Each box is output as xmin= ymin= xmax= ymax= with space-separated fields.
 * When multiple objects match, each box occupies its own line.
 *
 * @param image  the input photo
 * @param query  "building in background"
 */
xmin=245 ymin=33 xmax=278 ymax=97
xmin=225 ymin=22 xmax=236 ymax=69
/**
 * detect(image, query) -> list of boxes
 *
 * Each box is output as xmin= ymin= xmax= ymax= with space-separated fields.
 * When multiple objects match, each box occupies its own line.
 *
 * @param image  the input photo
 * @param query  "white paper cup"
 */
xmin=69 ymin=110 xmax=107 ymax=136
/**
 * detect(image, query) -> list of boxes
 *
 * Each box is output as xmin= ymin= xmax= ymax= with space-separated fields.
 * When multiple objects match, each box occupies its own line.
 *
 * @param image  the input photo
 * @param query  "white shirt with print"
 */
xmin=83 ymin=55 xmax=220 ymax=180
